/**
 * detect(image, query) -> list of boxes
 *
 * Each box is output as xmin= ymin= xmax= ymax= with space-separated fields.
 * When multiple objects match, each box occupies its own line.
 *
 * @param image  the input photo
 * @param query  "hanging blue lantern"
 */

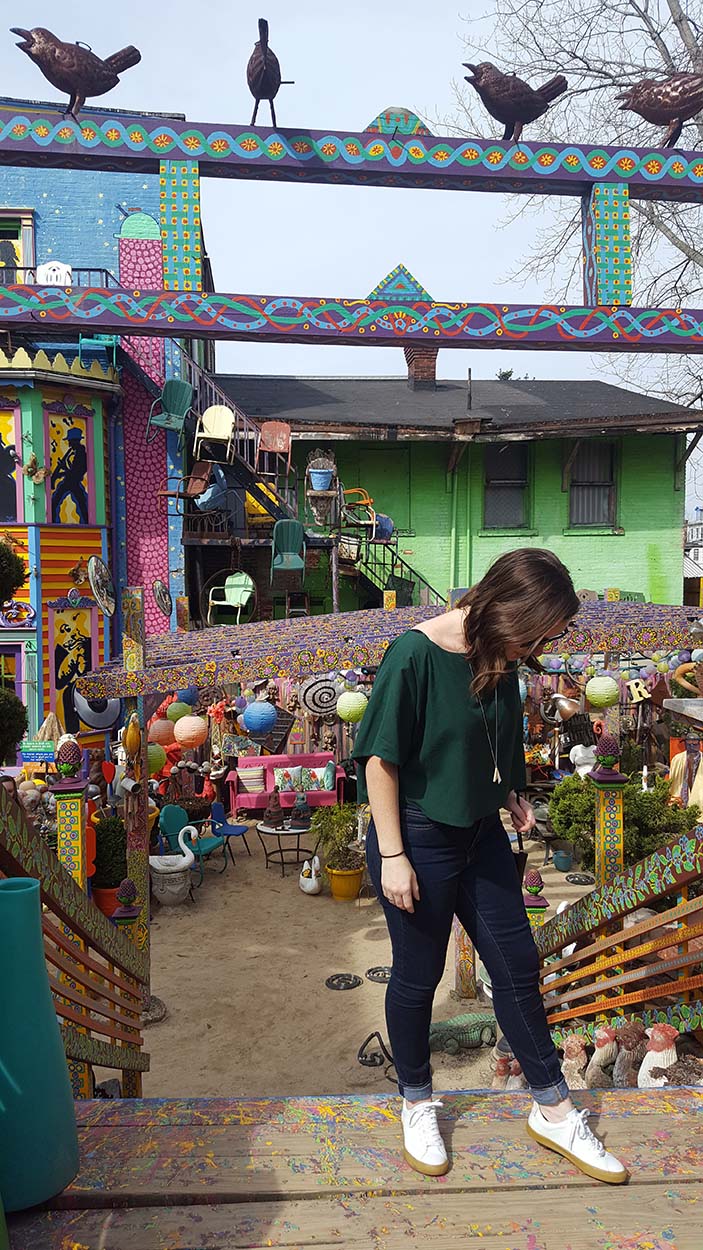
xmin=177 ymin=687 xmax=198 ymax=706
xmin=242 ymin=700 xmax=278 ymax=735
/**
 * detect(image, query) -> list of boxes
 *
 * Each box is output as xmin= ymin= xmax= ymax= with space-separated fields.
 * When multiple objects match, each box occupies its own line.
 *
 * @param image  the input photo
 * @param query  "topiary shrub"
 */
xmin=549 ymin=773 xmax=700 ymax=872
xmin=0 ymin=688 xmax=28 ymax=764
xmin=0 ymin=544 xmax=26 ymax=605
xmin=93 ymin=814 xmax=128 ymax=889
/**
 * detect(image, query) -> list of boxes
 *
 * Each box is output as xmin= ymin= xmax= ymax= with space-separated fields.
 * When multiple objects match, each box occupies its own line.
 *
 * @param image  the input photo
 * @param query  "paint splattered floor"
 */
xmin=140 ymin=826 xmax=594 ymax=1099
xmin=9 ymin=1089 xmax=703 ymax=1248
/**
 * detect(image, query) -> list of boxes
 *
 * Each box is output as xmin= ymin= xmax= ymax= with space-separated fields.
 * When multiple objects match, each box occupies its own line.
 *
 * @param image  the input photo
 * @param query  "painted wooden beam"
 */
xmin=3 ymin=104 xmax=703 ymax=201
xmin=4 ymin=284 xmax=703 ymax=352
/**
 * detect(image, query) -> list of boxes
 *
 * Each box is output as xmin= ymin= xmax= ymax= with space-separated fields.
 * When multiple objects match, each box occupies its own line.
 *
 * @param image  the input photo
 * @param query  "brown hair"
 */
xmin=457 ymin=548 xmax=580 ymax=696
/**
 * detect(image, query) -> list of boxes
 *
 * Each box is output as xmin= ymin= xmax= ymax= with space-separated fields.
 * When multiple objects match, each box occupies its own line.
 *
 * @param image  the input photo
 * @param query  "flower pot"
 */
xmin=150 ymin=866 xmax=192 ymax=906
xmin=309 ymin=468 xmax=334 ymax=491
xmin=326 ymin=865 xmax=364 ymax=900
xmin=0 ymin=878 xmax=79 ymax=1211
xmin=553 ymin=849 xmax=573 ymax=873
xmin=91 ymin=885 xmax=121 ymax=918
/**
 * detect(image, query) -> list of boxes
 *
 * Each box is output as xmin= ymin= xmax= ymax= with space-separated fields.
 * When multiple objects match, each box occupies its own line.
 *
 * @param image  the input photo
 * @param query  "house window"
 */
xmin=569 ymin=442 xmax=616 ymax=527
xmin=483 ymin=443 xmax=529 ymax=529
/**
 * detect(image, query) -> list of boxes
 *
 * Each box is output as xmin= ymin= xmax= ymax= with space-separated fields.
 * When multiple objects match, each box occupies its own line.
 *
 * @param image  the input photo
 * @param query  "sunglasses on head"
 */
xmin=526 ymin=622 xmax=575 ymax=658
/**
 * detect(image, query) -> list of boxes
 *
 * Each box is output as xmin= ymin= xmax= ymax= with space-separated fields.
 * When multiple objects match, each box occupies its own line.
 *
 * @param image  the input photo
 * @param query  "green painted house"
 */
xmin=218 ymin=359 xmax=696 ymax=611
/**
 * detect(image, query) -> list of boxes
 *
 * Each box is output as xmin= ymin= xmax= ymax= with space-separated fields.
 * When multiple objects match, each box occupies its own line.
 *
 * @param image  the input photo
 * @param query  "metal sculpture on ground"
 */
xmin=10 ymin=27 xmax=141 ymax=119
xmin=463 ymin=61 xmax=567 ymax=142
xmin=618 ymin=72 xmax=703 ymax=148
xmin=247 ymin=18 xmax=291 ymax=127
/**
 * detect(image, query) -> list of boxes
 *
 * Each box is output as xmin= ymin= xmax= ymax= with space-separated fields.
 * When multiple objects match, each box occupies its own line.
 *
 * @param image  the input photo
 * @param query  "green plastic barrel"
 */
xmin=0 ymin=878 xmax=79 ymax=1212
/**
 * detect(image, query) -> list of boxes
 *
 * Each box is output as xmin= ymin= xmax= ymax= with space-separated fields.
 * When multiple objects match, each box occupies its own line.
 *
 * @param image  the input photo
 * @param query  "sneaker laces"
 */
xmin=406 ymin=1099 xmax=444 ymax=1148
xmin=572 ymin=1108 xmax=606 ymax=1157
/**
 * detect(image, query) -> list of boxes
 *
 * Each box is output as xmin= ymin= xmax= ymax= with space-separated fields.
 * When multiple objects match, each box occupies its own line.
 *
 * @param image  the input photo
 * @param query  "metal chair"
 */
xmin=207 ymin=571 xmax=256 ymax=626
xmin=270 ymin=519 xmax=306 ymax=584
xmin=193 ymin=405 xmax=235 ymax=462
xmin=159 ymin=803 xmax=227 ymax=887
xmin=36 ymin=261 xmax=72 ymax=285
xmin=78 ymin=333 xmax=118 ymax=369
xmin=146 ymin=380 xmax=195 ymax=445
xmin=210 ymin=801 xmax=252 ymax=862
xmin=255 ymin=420 xmax=292 ymax=475
xmin=158 ymin=460 xmax=212 ymax=515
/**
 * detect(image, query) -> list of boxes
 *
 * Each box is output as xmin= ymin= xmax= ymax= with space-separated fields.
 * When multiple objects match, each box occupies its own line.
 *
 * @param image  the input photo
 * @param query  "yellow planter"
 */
xmin=326 ymin=865 xmax=365 ymax=901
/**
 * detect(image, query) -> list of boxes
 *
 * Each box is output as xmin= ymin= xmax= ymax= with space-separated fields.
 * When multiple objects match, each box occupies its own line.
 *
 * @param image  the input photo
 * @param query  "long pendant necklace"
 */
xmin=471 ymin=666 xmax=501 ymax=784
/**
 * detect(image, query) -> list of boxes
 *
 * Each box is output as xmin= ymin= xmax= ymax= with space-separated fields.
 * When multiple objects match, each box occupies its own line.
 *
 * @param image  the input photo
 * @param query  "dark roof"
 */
xmin=216 ymin=374 xmax=703 ymax=440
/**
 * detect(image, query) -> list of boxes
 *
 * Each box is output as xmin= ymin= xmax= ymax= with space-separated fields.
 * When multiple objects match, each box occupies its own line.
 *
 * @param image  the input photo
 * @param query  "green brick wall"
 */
xmin=295 ymin=433 xmax=684 ymax=607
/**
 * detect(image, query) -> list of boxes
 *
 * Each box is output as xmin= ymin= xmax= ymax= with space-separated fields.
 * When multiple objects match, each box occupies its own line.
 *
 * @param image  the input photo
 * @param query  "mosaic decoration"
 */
xmin=367 ymin=263 xmax=433 ymax=302
xmin=122 ymin=587 xmax=145 ymax=671
xmin=159 ymin=160 xmax=202 ymax=291
xmin=365 ymin=107 xmax=432 ymax=135
xmin=61 ymin=1024 xmax=148 ymax=1073
xmin=54 ymin=785 xmax=91 ymax=1098
xmin=534 ymin=826 xmax=703 ymax=959
xmin=4 ymin=112 xmax=703 ymax=198
xmin=5 ymin=285 xmax=703 ymax=351
xmin=77 ymin=600 xmax=703 ymax=699
xmin=582 ymin=183 xmax=633 ymax=306
xmin=594 ymin=790 xmax=625 ymax=884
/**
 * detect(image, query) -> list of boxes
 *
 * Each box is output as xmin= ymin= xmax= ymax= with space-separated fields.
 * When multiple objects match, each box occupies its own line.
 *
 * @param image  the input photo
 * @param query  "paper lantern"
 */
xmin=147 ymin=743 xmax=167 ymax=776
xmin=173 ymin=716 xmax=209 ymax=748
xmin=177 ymin=687 xmax=199 ymax=706
xmin=148 ymin=718 xmax=175 ymax=747
xmin=166 ymin=701 xmax=191 ymax=723
xmin=585 ymin=675 xmax=619 ymax=709
xmin=336 ymin=691 xmax=368 ymax=723
xmin=242 ymin=700 xmax=278 ymax=734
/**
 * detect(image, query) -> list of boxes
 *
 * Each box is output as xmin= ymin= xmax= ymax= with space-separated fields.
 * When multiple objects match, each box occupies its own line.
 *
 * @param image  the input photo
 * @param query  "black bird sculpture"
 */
xmin=247 ymin=18 xmax=289 ymax=127
xmin=11 ymin=27 xmax=141 ymax=119
xmin=617 ymin=73 xmax=703 ymax=147
xmin=463 ymin=61 xmax=568 ymax=142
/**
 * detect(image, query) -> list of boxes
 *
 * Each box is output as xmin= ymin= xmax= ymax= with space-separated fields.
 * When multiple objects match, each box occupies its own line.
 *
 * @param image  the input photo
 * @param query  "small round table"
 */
xmin=256 ymin=822 xmax=312 ymax=878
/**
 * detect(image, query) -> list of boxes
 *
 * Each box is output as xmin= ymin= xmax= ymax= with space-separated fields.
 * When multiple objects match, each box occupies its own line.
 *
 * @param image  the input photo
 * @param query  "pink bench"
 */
xmin=226 ymin=752 xmax=345 ymax=814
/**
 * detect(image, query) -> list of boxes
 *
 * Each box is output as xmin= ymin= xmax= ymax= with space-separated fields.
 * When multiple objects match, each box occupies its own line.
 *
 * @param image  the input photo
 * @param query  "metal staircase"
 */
xmin=349 ymin=540 xmax=445 ymax=607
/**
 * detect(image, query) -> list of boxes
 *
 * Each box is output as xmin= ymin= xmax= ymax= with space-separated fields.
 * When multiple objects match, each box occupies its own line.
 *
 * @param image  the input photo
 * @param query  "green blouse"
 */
xmin=353 ymin=629 xmax=526 ymax=827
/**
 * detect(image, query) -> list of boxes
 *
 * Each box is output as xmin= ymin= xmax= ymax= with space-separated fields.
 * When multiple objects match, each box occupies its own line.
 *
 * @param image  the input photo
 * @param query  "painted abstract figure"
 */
xmin=51 ymin=426 xmax=89 ymax=524
xmin=54 ymin=610 xmax=92 ymax=733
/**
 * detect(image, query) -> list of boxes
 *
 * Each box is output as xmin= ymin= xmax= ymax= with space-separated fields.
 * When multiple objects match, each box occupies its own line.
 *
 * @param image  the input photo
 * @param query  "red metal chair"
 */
xmin=255 ymin=421 xmax=292 ymax=475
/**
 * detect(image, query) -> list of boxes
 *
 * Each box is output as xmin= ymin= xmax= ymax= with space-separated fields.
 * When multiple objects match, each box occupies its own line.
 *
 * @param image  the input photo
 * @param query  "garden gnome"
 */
xmin=637 ymin=1024 xmax=679 ymax=1087
xmin=560 ymin=1034 xmax=588 ymax=1089
xmin=585 ymin=1025 xmax=618 ymax=1088
xmin=264 ymin=785 xmax=285 ymax=828
xmin=668 ymin=732 xmax=703 ymax=809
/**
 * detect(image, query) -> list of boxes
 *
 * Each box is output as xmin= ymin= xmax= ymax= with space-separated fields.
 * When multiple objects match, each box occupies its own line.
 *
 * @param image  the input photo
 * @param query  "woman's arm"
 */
xmin=366 ymin=755 xmax=420 ymax=913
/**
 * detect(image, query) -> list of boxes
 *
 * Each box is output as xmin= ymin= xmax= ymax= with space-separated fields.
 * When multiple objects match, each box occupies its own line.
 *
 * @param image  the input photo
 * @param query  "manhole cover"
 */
xmin=325 ymin=973 xmax=362 ymax=991
xmin=565 ymin=872 xmax=595 ymax=885
xmin=365 ymin=966 xmax=392 ymax=983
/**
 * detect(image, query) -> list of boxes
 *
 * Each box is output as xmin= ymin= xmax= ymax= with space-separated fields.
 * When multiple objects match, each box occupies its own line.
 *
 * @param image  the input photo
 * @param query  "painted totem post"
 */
xmin=587 ymin=734 xmax=628 ymax=885
xmin=54 ymin=778 xmax=92 ymax=1097
xmin=453 ymin=915 xmax=476 ymax=998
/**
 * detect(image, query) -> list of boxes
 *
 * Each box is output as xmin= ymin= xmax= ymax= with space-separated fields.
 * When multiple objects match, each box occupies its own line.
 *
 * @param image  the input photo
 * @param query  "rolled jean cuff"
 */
xmin=400 ymin=1080 xmax=433 ymax=1102
xmin=530 ymin=1077 xmax=570 ymax=1107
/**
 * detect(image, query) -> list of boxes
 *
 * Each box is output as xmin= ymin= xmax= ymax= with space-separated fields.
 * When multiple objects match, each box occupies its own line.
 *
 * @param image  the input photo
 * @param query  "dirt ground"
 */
xmin=142 ymin=828 xmax=593 ymax=1099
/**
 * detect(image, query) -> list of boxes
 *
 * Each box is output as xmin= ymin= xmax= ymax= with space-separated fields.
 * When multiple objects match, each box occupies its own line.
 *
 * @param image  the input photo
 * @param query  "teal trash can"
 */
xmin=0 ymin=878 xmax=80 ymax=1212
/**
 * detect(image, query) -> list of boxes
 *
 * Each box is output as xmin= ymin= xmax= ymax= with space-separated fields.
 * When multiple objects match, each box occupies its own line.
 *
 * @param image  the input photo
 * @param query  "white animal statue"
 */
xmin=299 ymin=855 xmax=322 ymax=895
xmin=149 ymin=825 xmax=196 ymax=906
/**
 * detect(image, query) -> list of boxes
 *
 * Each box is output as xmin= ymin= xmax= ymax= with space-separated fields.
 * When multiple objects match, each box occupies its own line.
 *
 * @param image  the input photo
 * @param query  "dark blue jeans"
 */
xmin=366 ymin=805 xmax=569 ymax=1106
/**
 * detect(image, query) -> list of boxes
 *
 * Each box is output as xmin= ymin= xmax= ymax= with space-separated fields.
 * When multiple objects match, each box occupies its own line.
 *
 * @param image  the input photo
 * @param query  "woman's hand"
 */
xmin=505 ymin=791 xmax=535 ymax=835
xmin=381 ymin=854 xmax=420 ymax=913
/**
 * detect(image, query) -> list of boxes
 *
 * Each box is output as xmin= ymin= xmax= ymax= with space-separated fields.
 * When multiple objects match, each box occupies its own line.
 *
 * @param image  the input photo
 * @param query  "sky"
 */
xmin=0 ymin=0 xmax=629 ymax=384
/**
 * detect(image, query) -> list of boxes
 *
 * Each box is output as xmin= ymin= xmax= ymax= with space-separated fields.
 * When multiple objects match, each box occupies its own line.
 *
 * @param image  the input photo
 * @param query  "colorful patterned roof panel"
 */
xmin=364 ymin=108 xmax=432 ymax=136
xmin=367 ymin=263 xmax=434 ymax=303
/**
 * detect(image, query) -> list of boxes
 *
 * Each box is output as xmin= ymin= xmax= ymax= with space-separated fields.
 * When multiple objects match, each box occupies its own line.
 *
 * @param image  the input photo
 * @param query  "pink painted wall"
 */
xmin=119 ymin=237 xmax=166 ymax=388
xmin=122 ymin=371 xmax=170 ymax=636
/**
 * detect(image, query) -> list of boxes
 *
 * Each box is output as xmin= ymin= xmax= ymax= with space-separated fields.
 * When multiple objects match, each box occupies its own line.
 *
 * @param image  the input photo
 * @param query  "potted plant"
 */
xmin=92 ymin=814 xmax=128 ymax=918
xmin=310 ymin=804 xmax=365 ymax=900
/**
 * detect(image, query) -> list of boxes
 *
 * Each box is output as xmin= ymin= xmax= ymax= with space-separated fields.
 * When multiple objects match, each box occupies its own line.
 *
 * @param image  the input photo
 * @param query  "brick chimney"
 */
xmin=404 ymin=345 xmax=438 ymax=391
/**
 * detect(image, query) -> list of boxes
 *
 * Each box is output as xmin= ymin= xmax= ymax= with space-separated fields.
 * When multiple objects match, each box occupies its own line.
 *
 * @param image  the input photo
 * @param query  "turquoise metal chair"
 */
xmin=146 ymin=380 xmax=195 ymax=445
xmin=159 ymin=803 xmax=227 ymax=886
xmin=78 ymin=333 xmax=118 ymax=369
xmin=270 ymin=519 xmax=306 ymax=585
xmin=210 ymin=801 xmax=251 ymax=863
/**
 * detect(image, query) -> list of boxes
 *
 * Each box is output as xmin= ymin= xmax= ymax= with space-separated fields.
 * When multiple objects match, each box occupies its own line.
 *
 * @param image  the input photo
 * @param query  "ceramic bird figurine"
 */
xmin=585 ymin=1025 xmax=618 ymax=1088
xmin=247 ymin=18 xmax=290 ymax=127
xmin=299 ymin=855 xmax=322 ymax=895
xmin=613 ymin=1020 xmax=647 ymax=1088
xmin=491 ymin=1055 xmax=511 ymax=1089
xmin=122 ymin=713 xmax=142 ymax=765
xmin=617 ymin=73 xmax=703 ymax=147
xmin=560 ymin=1033 xmax=589 ymax=1090
xmin=11 ymin=27 xmax=141 ymax=120
xmin=463 ymin=61 xmax=567 ymax=142
xmin=638 ymin=1024 xmax=679 ymax=1087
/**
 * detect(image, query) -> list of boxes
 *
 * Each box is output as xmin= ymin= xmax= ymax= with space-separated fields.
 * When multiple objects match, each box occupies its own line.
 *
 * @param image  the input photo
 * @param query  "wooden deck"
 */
xmin=8 ymin=1089 xmax=703 ymax=1248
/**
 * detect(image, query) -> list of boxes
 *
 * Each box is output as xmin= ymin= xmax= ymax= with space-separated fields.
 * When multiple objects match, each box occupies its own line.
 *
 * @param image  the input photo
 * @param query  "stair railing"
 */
xmin=356 ymin=540 xmax=445 ymax=607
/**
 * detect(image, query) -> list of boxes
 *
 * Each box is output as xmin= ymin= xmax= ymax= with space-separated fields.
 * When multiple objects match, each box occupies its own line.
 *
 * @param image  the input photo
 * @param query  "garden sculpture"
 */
xmin=11 ymin=27 xmax=141 ymax=119
xmin=618 ymin=72 xmax=703 ymax=147
xmin=560 ymin=1034 xmax=588 ymax=1089
xmin=505 ymin=1059 xmax=528 ymax=1089
xmin=247 ymin=18 xmax=291 ymax=127
xmin=462 ymin=61 xmax=567 ymax=142
xmin=612 ymin=1020 xmax=647 ymax=1088
xmin=491 ymin=1055 xmax=511 ymax=1088
xmin=637 ymin=1023 xmax=679 ymax=1087
xmin=585 ymin=1025 xmax=618 ymax=1088
xmin=428 ymin=1012 xmax=497 ymax=1054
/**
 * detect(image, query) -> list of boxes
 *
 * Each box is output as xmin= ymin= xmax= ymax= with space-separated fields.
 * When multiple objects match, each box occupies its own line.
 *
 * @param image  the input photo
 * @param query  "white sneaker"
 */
xmin=401 ymin=1098 xmax=449 ymax=1176
xmin=527 ymin=1104 xmax=628 ymax=1184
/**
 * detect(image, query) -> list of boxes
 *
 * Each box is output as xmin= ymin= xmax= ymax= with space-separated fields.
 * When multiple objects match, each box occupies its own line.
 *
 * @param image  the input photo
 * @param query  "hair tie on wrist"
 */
xmin=380 ymin=850 xmax=405 ymax=859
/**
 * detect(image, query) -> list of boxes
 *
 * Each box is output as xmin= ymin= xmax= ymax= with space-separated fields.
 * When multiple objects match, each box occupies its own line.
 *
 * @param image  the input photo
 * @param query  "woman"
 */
xmin=353 ymin=548 xmax=627 ymax=1185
